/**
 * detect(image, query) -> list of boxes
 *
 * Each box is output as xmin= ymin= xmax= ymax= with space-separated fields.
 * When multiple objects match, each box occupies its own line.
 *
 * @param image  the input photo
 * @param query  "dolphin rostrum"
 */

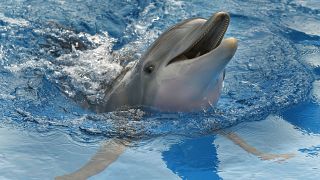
xmin=94 ymin=12 xmax=237 ymax=112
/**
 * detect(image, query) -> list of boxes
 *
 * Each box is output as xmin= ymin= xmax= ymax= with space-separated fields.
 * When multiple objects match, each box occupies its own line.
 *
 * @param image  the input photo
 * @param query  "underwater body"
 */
xmin=0 ymin=0 xmax=319 ymax=179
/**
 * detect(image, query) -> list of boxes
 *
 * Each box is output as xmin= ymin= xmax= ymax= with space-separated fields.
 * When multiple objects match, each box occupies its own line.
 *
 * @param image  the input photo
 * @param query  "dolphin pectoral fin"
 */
xmin=218 ymin=130 xmax=295 ymax=161
xmin=55 ymin=139 xmax=128 ymax=180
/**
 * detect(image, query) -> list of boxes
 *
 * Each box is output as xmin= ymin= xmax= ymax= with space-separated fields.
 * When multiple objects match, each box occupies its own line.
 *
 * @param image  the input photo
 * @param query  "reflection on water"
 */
xmin=2 ymin=105 xmax=320 ymax=179
xmin=162 ymin=136 xmax=219 ymax=180
xmin=216 ymin=115 xmax=320 ymax=179
xmin=0 ymin=127 xmax=99 ymax=180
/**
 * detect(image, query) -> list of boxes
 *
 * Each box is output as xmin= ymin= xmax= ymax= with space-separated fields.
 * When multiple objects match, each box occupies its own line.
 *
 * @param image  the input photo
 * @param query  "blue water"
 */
xmin=0 ymin=0 xmax=319 ymax=179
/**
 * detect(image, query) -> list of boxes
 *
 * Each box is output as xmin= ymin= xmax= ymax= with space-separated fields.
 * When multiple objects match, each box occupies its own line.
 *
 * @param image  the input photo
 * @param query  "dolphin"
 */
xmin=94 ymin=12 xmax=237 ymax=112
xmin=57 ymin=12 xmax=295 ymax=180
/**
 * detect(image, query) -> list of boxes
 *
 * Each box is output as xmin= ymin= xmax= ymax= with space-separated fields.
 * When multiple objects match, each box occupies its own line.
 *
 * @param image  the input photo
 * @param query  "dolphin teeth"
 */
xmin=168 ymin=12 xmax=230 ymax=65
xmin=195 ymin=52 xmax=201 ymax=58
xmin=213 ymin=18 xmax=229 ymax=50
xmin=172 ymin=54 xmax=188 ymax=62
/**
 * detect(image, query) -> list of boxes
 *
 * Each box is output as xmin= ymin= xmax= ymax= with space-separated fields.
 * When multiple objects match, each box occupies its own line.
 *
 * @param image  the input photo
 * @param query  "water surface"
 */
xmin=0 ymin=0 xmax=319 ymax=179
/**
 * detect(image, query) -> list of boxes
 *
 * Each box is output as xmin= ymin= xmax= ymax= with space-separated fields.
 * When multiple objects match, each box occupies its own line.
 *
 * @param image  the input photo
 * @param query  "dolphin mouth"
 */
xmin=168 ymin=12 xmax=230 ymax=65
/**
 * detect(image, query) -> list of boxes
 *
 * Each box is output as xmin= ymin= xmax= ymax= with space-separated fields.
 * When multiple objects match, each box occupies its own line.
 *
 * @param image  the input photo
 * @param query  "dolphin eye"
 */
xmin=144 ymin=64 xmax=155 ymax=74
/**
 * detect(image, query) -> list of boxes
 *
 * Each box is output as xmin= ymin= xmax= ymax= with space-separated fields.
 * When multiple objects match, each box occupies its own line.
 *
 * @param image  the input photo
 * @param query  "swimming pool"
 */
xmin=0 ymin=0 xmax=319 ymax=179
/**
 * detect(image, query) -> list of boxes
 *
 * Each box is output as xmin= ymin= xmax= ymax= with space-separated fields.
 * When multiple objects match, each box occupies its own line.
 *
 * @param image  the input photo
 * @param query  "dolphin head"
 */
xmin=138 ymin=12 xmax=238 ymax=111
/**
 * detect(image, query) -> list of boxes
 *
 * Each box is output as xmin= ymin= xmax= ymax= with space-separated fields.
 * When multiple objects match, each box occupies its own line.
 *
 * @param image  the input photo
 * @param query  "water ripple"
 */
xmin=0 ymin=0 xmax=317 ymax=142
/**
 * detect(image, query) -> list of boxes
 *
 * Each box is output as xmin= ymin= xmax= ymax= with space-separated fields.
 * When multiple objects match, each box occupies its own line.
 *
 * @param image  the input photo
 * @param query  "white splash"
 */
xmin=303 ymin=50 xmax=320 ymax=67
xmin=284 ymin=16 xmax=320 ymax=36
xmin=313 ymin=80 xmax=320 ymax=103
xmin=0 ymin=13 xmax=29 ymax=27
xmin=55 ymin=42 xmax=124 ymax=98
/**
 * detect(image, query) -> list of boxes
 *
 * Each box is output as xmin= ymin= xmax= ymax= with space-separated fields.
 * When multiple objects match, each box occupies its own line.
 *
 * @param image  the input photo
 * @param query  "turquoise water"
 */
xmin=0 ymin=0 xmax=319 ymax=179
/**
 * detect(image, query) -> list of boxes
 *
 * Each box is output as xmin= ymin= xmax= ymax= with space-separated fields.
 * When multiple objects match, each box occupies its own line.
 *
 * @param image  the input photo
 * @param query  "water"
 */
xmin=0 ymin=0 xmax=319 ymax=179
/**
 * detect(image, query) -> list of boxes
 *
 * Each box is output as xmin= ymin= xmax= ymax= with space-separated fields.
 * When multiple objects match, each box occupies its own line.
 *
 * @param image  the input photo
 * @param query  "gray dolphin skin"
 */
xmin=96 ymin=12 xmax=237 ymax=112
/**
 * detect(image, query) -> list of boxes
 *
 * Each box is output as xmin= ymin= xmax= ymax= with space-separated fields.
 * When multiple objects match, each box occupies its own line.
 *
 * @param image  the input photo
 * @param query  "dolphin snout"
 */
xmin=224 ymin=37 xmax=238 ymax=55
xmin=215 ymin=12 xmax=230 ymax=21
